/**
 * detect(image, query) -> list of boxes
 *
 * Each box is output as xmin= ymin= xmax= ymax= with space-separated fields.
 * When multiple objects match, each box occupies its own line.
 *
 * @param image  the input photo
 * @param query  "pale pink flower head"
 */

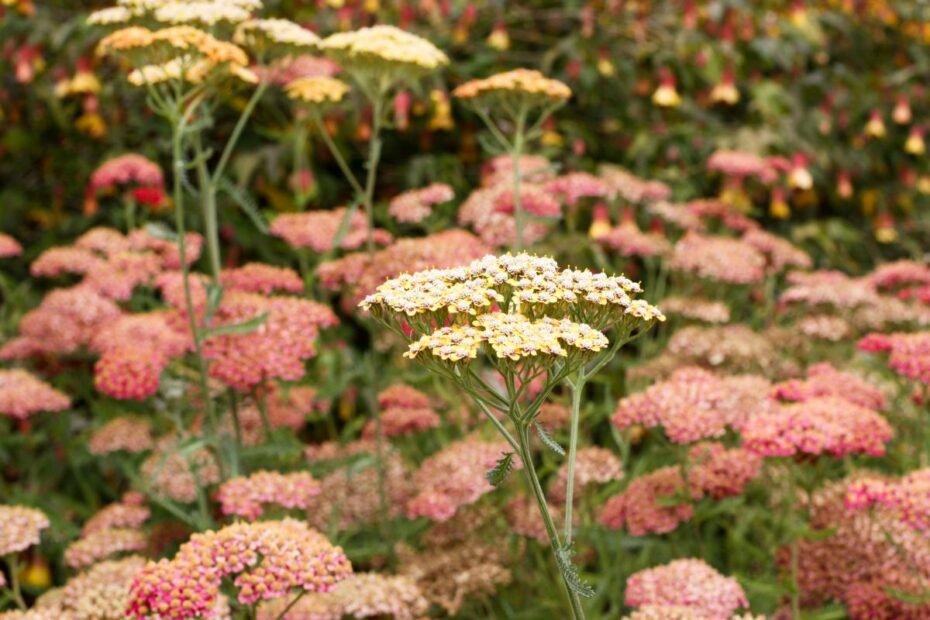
xmin=844 ymin=468 xmax=930 ymax=531
xmin=270 ymin=207 xmax=392 ymax=253
xmin=660 ymin=297 xmax=731 ymax=324
xmin=779 ymin=270 xmax=877 ymax=310
xmin=127 ymin=228 xmax=203 ymax=269
xmin=598 ymin=224 xmax=671 ymax=258
xmin=221 ymin=263 xmax=304 ymax=295
xmin=217 ymin=470 xmax=321 ymax=521
xmin=0 ymin=369 xmax=71 ymax=420
xmin=82 ymin=494 xmax=150 ymax=535
xmin=407 ymin=437 xmax=519 ymax=522
xmin=94 ymin=346 xmax=167 ymax=401
xmin=83 ymin=251 xmax=163 ymax=301
xmin=866 ymin=259 xmax=930 ymax=292
xmin=600 ymin=167 xmax=671 ymax=203
xmin=544 ymin=172 xmax=610 ymax=206
xmin=670 ymin=233 xmax=766 ymax=285
xmin=89 ymin=311 xmax=190 ymax=360
xmin=141 ymin=440 xmax=221 ymax=504
xmin=624 ymin=559 xmax=750 ymax=620
xmin=31 ymin=246 xmax=106 ymax=277
xmin=549 ymin=446 xmax=623 ymax=502
xmin=481 ymin=154 xmax=552 ymax=187
xmin=612 ymin=367 xmax=775 ymax=443
xmin=64 ymin=527 xmax=147 ymax=569
xmin=388 ymin=183 xmax=455 ymax=224
xmin=741 ymin=229 xmax=811 ymax=273
xmin=75 ymin=227 xmax=131 ymax=256
xmin=0 ymin=233 xmax=23 ymax=258
xmin=362 ymin=405 xmax=440 ymax=439
xmin=0 ymin=505 xmax=50 ymax=556
xmin=378 ymin=384 xmax=431 ymax=410
xmin=156 ymin=271 xmax=210 ymax=312
xmin=773 ymin=363 xmax=887 ymax=410
xmin=126 ymin=519 xmax=352 ymax=618
xmin=685 ymin=200 xmax=759 ymax=233
xmin=202 ymin=292 xmax=338 ymax=392
xmin=458 ymin=186 xmax=552 ymax=247
xmin=648 ymin=201 xmax=705 ymax=232
xmin=90 ymin=154 xmax=164 ymax=192
xmin=858 ymin=331 xmax=930 ymax=385
xmin=89 ymin=417 xmax=154 ymax=455
xmin=491 ymin=184 xmax=562 ymax=218
xmin=598 ymin=466 xmax=692 ymax=536
xmin=741 ymin=397 xmax=893 ymax=458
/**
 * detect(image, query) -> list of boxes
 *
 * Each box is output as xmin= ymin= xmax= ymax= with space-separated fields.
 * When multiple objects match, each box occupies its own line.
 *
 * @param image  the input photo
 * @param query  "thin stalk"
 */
xmin=124 ymin=194 xmax=137 ymax=232
xmin=563 ymin=371 xmax=585 ymax=544
xmin=5 ymin=555 xmax=26 ymax=610
xmin=274 ymin=591 xmax=306 ymax=620
xmin=363 ymin=357 xmax=391 ymax=561
xmin=362 ymin=96 xmax=386 ymax=255
xmin=516 ymin=424 xmax=586 ymax=620
xmin=255 ymin=388 xmax=273 ymax=440
xmin=310 ymin=112 xmax=364 ymax=197
xmin=211 ymin=80 xmax=270 ymax=186
xmin=511 ymin=108 xmax=528 ymax=252
xmin=193 ymin=133 xmax=222 ymax=280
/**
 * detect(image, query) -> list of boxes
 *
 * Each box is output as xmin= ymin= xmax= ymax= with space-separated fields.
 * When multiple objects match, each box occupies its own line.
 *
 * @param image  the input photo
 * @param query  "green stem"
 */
xmin=274 ymin=591 xmax=306 ymax=620
xmin=211 ymin=80 xmax=269 ymax=186
xmin=515 ymin=424 xmax=586 ymax=620
xmin=194 ymin=133 xmax=222 ymax=281
xmin=124 ymin=194 xmax=137 ymax=232
xmin=362 ymin=97 xmax=386 ymax=255
xmin=5 ymin=555 xmax=26 ymax=610
xmin=563 ymin=371 xmax=585 ymax=544
xmin=511 ymin=108 xmax=527 ymax=252
xmin=310 ymin=112 xmax=365 ymax=197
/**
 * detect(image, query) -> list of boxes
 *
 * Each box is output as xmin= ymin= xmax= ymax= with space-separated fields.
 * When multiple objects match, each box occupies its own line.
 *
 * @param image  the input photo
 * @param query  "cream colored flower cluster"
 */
xmin=285 ymin=76 xmax=349 ymax=105
xmin=361 ymin=253 xmax=663 ymax=330
xmin=319 ymin=25 xmax=448 ymax=74
xmin=233 ymin=18 xmax=320 ymax=56
xmin=453 ymin=69 xmax=572 ymax=106
xmin=0 ymin=505 xmax=49 ymax=556
xmin=154 ymin=1 xmax=251 ymax=26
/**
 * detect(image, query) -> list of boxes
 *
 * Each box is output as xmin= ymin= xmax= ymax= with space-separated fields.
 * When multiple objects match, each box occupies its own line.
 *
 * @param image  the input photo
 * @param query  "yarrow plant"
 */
xmin=361 ymin=252 xmax=663 ymax=618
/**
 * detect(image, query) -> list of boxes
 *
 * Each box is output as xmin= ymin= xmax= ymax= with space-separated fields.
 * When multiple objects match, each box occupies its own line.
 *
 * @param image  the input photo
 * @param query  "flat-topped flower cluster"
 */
xmin=361 ymin=253 xmax=663 ymax=368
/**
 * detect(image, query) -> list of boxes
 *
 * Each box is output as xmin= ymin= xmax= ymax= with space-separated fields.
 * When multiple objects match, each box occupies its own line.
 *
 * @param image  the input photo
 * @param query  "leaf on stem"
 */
xmin=556 ymin=543 xmax=595 ymax=598
xmin=218 ymin=177 xmax=268 ymax=233
xmin=486 ymin=451 xmax=515 ymax=487
xmin=535 ymin=422 xmax=565 ymax=456
xmin=203 ymin=311 xmax=269 ymax=339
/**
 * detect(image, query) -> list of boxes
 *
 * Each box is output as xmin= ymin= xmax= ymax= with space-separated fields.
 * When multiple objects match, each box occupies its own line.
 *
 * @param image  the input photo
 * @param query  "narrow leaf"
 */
xmin=535 ymin=422 xmax=565 ymax=456
xmin=556 ymin=544 xmax=595 ymax=598
xmin=204 ymin=311 xmax=268 ymax=339
xmin=485 ymin=452 xmax=515 ymax=487
xmin=145 ymin=222 xmax=178 ymax=242
xmin=219 ymin=177 xmax=268 ymax=233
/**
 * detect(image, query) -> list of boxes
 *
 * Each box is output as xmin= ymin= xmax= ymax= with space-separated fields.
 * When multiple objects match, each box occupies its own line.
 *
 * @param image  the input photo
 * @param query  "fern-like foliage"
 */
xmin=556 ymin=543 xmax=595 ymax=598
xmin=535 ymin=422 xmax=565 ymax=456
xmin=486 ymin=451 xmax=515 ymax=487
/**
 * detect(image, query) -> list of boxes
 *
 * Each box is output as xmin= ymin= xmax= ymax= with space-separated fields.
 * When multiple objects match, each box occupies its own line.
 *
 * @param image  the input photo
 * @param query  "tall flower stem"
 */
xmin=123 ymin=194 xmax=137 ymax=232
xmin=361 ymin=95 xmax=386 ymax=255
xmin=511 ymin=107 xmax=528 ymax=252
xmin=563 ymin=369 xmax=585 ymax=544
xmin=193 ymin=133 xmax=222 ymax=281
xmin=515 ymin=422 xmax=586 ymax=620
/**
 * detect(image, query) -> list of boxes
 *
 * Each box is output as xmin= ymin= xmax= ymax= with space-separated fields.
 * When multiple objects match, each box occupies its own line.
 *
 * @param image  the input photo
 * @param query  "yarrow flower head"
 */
xmin=0 ymin=234 xmax=22 ymax=258
xmin=127 ymin=519 xmax=351 ymax=618
xmin=0 ymin=369 xmax=71 ymax=420
xmin=89 ymin=417 xmax=154 ymax=455
xmin=270 ymin=207 xmax=391 ymax=253
xmin=220 ymin=262 xmax=303 ymax=294
xmin=624 ymin=559 xmax=751 ymax=620
xmin=453 ymin=68 xmax=571 ymax=111
xmin=388 ymin=183 xmax=455 ymax=224
xmin=319 ymin=25 xmax=447 ymax=88
xmin=285 ymin=76 xmax=350 ymax=106
xmin=233 ymin=18 xmax=319 ymax=59
xmin=216 ymin=470 xmax=321 ymax=521
xmin=64 ymin=527 xmax=147 ymax=569
xmin=845 ymin=468 xmax=930 ymax=531
xmin=0 ymin=505 xmax=50 ymax=556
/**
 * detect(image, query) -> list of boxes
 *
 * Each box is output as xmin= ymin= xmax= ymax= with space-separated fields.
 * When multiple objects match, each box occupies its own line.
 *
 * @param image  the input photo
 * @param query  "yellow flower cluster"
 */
xmin=154 ymin=1 xmax=252 ymax=26
xmin=233 ymin=18 xmax=320 ymax=52
xmin=319 ymin=25 xmax=448 ymax=73
xmin=405 ymin=313 xmax=607 ymax=363
xmin=285 ymin=76 xmax=350 ymax=105
xmin=453 ymin=69 xmax=572 ymax=105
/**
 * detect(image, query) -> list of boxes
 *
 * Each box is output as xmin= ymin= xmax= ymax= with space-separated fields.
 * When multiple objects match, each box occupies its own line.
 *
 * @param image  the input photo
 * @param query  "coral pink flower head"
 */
xmin=94 ymin=346 xmax=167 ymax=401
xmin=598 ymin=466 xmax=693 ymax=536
xmin=388 ymin=183 xmax=455 ymax=224
xmin=90 ymin=154 xmax=164 ymax=191
xmin=624 ymin=559 xmax=749 ymax=620
xmin=0 ymin=369 xmax=71 ymax=420
xmin=221 ymin=262 xmax=304 ymax=295
xmin=772 ymin=363 xmax=887 ymax=410
xmin=217 ymin=470 xmax=321 ymax=521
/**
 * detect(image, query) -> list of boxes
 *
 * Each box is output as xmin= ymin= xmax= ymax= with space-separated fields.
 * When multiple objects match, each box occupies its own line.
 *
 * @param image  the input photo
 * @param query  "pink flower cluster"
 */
xmin=388 ymin=183 xmax=455 ymax=224
xmin=202 ymin=292 xmax=338 ymax=391
xmin=660 ymin=297 xmax=731 ymax=324
xmin=772 ymin=363 xmax=887 ymax=410
xmin=82 ymin=493 xmax=150 ymax=535
xmin=0 ymin=369 xmax=71 ymax=420
xmin=544 ymin=172 xmax=610 ymax=206
xmin=780 ymin=270 xmax=877 ymax=310
xmin=491 ymin=184 xmax=563 ymax=218
xmin=741 ymin=229 xmax=812 ymax=273
xmin=458 ymin=186 xmax=552 ymax=247
xmin=669 ymin=233 xmax=766 ymax=285
xmin=481 ymin=154 xmax=553 ymax=187
xmin=0 ymin=233 xmax=22 ymax=258
xmin=270 ymin=207 xmax=392 ymax=252
xmin=706 ymin=149 xmax=776 ymax=182
xmin=363 ymin=384 xmax=439 ymax=439
xmin=217 ymin=470 xmax=321 ymax=521
xmin=613 ymin=367 xmax=776 ymax=443
xmin=859 ymin=331 xmax=930 ymax=385
xmin=126 ymin=519 xmax=352 ymax=619
xmin=220 ymin=263 xmax=304 ymax=295
xmin=89 ymin=417 xmax=154 ymax=455
xmin=598 ymin=224 xmax=671 ymax=258
xmin=865 ymin=259 xmax=930 ymax=292
xmin=600 ymin=167 xmax=671 ymax=203
xmin=685 ymin=200 xmax=759 ymax=233
xmin=845 ymin=468 xmax=930 ymax=530
xmin=89 ymin=154 xmax=164 ymax=191
xmin=407 ymin=438 xmax=519 ymax=522
xmin=548 ymin=447 xmax=623 ymax=502
xmin=624 ymin=559 xmax=750 ymax=620
xmin=741 ymin=396 xmax=893 ymax=458
xmin=0 ymin=505 xmax=50 ymax=556
xmin=599 ymin=444 xmax=760 ymax=535
xmin=94 ymin=346 xmax=167 ymax=401
xmin=64 ymin=527 xmax=146 ymax=569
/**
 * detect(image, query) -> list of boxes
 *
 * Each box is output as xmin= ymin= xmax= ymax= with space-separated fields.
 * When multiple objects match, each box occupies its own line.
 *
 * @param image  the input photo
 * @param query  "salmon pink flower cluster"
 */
xmin=388 ymin=183 xmax=454 ymax=224
xmin=0 ymin=506 xmax=49 ymax=556
xmin=216 ymin=470 xmax=321 ymax=520
xmin=624 ymin=559 xmax=751 ymax=620
xmin=0 ymin=369 xmax=71 ymax=420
